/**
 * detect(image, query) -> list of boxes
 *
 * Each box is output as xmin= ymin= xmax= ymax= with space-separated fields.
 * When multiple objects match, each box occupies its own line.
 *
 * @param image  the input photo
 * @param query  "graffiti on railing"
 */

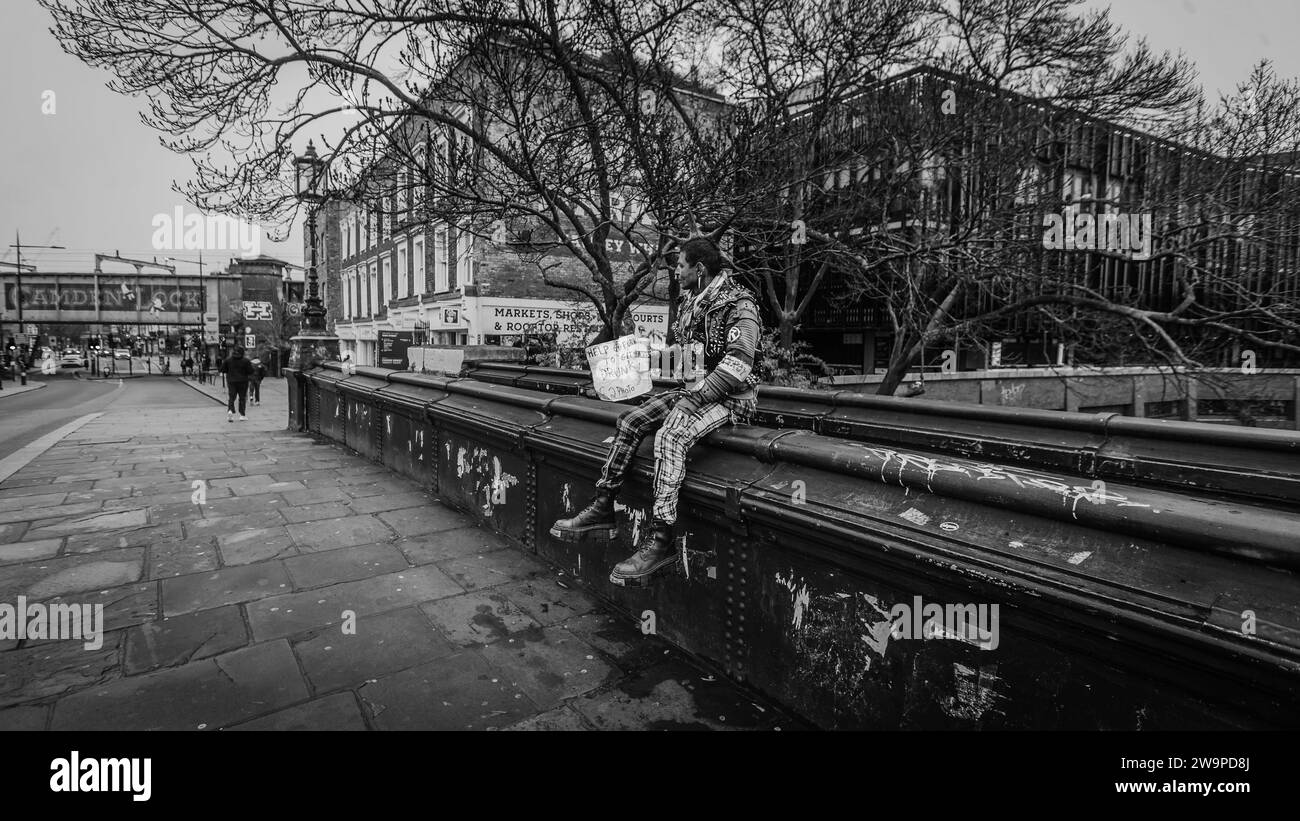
xmin=857 ymin=446 xmax=1152 ymax=519
xmin=454 ymin=445 xmax=520 ymax=516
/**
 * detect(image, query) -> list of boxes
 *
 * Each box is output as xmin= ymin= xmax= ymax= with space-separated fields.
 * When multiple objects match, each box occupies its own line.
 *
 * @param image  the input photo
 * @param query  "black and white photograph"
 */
xmin=0 ymin=0 xmax=1295 ymax=798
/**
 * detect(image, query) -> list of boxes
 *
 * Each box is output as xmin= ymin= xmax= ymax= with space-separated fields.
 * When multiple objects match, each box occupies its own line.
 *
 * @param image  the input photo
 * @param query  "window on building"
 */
xmin=413 ymin=236 xmax=426 ymax=296
xmin=397 ymin=169 xmax=408 ymax=219
xmin=382 ymin=256 xmax=392 ymax=306
xmin=413 ymin=145 xmax=428 ymax=216
xmin=397 ymin=243 xmax=409 ymax=299
xmin=435 ymin=229 xmax=448 ymax=292
xmin=369 ymin=263 xmax=378 ymax=315
xmin=457 ymin=231 xmax=476 ymax=285
xmin=342 ymin=221 xmax=349 ymax=260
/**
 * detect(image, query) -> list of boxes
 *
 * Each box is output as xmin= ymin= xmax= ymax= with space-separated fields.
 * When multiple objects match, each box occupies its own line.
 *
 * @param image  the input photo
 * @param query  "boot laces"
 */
xmin=636 ymin=527 xmax=668 ymax=556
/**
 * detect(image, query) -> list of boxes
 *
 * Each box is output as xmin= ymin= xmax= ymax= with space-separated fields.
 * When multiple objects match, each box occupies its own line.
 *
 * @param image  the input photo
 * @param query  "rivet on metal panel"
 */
xmin=524 ymin=458 xmax=538 ymax=552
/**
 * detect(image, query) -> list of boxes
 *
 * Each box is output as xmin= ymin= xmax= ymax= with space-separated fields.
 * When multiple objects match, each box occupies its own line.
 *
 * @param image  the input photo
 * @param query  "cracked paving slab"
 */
xmin=124 ymin=605 xmax=248 ymax=675
xmin=0 ymin=633 xmax=124 ymax=709
xmin=51 ymin=639 xmax=308 ymax=731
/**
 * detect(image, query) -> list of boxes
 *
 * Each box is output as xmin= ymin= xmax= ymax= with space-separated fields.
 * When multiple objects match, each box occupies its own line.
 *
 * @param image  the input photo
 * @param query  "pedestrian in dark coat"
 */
xmin=219 ymin=347 xmax=255 ymax=420
xmin=249 ymin=357 xmax=267 ymax=405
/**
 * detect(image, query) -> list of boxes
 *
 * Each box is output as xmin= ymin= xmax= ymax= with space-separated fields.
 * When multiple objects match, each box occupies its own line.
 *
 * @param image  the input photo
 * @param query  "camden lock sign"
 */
xmin=3 ymin=276 xmax=204 ymax=323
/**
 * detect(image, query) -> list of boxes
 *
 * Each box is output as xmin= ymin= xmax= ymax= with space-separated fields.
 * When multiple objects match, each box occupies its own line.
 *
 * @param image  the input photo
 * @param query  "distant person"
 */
xmin=249 ymin=357 xmax=267 ymax=405
xmin=219 ymin=347 xmax=255 ymax=421
xmin=198 ymin=353 xmax=211 ymax=384
xmin=182 ymin=356 xmax=193 ymax=377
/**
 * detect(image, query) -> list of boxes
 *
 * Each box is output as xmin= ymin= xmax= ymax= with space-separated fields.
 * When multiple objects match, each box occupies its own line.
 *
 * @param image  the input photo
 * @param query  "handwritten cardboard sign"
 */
xmin=586 ymin=334 xmax=651 ymax=401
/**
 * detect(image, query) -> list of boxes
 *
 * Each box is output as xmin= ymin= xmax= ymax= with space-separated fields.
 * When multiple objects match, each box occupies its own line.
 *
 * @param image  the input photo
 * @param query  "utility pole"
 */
xmin=6 ymin=230 xmax=64 ymax=382
xmin=165 ymin=252 xmax=208 ymax=361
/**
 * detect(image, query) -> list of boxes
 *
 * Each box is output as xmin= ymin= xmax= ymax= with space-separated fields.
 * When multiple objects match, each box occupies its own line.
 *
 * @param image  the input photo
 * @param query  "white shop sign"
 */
xmin=481 ymin=298 xmax=668 ymax=342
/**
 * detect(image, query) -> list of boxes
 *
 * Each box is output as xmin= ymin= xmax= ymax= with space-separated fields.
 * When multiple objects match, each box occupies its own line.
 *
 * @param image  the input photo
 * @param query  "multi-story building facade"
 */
xmin=758 ymin=64 xmax=1300 ymax=373
xmin=316 ymin=50 xmax=698 ymax=366
xmin=326 ymin=201 xmax=671 ymax=366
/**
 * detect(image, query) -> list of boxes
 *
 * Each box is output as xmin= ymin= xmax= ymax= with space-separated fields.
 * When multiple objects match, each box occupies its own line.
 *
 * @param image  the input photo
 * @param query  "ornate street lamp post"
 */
xmin=289 ymin=140 xmax=340 ymax=370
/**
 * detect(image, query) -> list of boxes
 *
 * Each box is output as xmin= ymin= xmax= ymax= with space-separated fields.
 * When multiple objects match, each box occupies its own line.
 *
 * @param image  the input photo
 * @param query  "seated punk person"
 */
xmin=550 ymin=236 xmax=763 ymax=585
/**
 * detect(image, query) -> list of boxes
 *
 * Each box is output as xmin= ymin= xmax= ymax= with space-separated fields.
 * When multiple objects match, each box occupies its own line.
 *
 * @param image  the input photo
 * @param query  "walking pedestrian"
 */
xmin=249 ymin=357 xmax=267 ymax=405
xmin=198 ymin=353 xmax=211 ymax=384
xmin=182 ymin=355 xmax=193 ymax=377
xmin=218 ymin=347 xmax=255 ymax=421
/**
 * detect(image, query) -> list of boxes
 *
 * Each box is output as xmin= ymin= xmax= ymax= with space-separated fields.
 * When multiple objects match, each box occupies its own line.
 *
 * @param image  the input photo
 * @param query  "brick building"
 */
xmin=322 ymin=199 xmax=670 ymax=367
xmin=299 ymin=39 xmax=738 ymax=368
xmin=220 ymin=255 xmax=304 ymax=367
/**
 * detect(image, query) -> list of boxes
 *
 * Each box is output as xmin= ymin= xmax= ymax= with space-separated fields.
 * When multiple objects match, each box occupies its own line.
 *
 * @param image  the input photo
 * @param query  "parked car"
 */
xmin=113 ymin=348 xmax=130 ymax=360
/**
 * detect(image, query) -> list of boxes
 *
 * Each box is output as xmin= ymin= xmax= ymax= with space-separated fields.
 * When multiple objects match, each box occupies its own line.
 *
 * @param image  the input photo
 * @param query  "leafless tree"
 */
xmin=814 ymin=0 xmax=1294 ymax=396
xmin=41 ymin=0 xmax=731 ymax=343
xmin=705 ymin=0 xmax=935 ymax=349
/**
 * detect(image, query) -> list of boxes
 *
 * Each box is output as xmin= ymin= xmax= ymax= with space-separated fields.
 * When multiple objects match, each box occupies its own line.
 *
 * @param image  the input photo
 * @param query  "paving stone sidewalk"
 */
xmin=0 ymin=405 xmax=797 ymax=731
xmin=0 ymin=381 xmax=47 ymax=400
xmin=178 ymin=372 xmax=288 ymax=418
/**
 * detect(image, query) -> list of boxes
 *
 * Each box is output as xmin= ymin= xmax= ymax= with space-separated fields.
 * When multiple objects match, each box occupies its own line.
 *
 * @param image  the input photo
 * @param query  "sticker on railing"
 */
xmin=899 ymin=508 xmax=930 ymax=526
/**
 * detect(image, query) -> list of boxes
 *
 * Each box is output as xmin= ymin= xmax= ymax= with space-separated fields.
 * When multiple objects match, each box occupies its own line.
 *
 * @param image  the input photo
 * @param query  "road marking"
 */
xmin=0 ymin=413 xmax=104 ymax=485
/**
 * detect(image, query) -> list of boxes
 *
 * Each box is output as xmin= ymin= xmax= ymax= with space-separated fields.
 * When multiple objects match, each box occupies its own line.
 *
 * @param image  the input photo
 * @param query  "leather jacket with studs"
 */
xmin=672 ymin=272 xmax=764 ymax=403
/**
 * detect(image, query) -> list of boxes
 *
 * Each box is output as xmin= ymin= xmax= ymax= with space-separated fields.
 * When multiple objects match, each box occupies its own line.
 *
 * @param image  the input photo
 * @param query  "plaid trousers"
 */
xmin=595 ymin=389 xmax=757 ymax=525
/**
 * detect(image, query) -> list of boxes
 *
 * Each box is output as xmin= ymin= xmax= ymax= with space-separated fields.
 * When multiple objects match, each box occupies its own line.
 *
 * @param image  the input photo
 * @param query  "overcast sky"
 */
xmin=2 ymin=0 xmax=1299 ymax=275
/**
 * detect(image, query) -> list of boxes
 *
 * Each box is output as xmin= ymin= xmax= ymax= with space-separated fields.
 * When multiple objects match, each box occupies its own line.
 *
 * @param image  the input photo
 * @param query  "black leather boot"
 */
xmin=549 ymin=491 xmax=618 ymax=542
xmin=609 ymin=521 xmax=677 ymax=586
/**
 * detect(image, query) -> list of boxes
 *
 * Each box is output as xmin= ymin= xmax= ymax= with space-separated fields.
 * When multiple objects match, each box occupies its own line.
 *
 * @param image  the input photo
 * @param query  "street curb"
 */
xmin=0 ymin=413 xmax=104 ymax=485
xmin=0 ymin=383 xmax=47 ymax=401
xmin=176 ymin=377 xmax=227 ymax=406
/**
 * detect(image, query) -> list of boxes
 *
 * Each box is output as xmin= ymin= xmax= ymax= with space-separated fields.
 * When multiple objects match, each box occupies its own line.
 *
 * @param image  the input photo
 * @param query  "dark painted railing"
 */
xmin=287 ymin=362 xmax=1300 ymax=729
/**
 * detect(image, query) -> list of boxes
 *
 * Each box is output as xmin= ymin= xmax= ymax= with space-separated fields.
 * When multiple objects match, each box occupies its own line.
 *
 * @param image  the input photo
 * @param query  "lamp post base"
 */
xmin=289 ymin=333 xmax=341 ymax=371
